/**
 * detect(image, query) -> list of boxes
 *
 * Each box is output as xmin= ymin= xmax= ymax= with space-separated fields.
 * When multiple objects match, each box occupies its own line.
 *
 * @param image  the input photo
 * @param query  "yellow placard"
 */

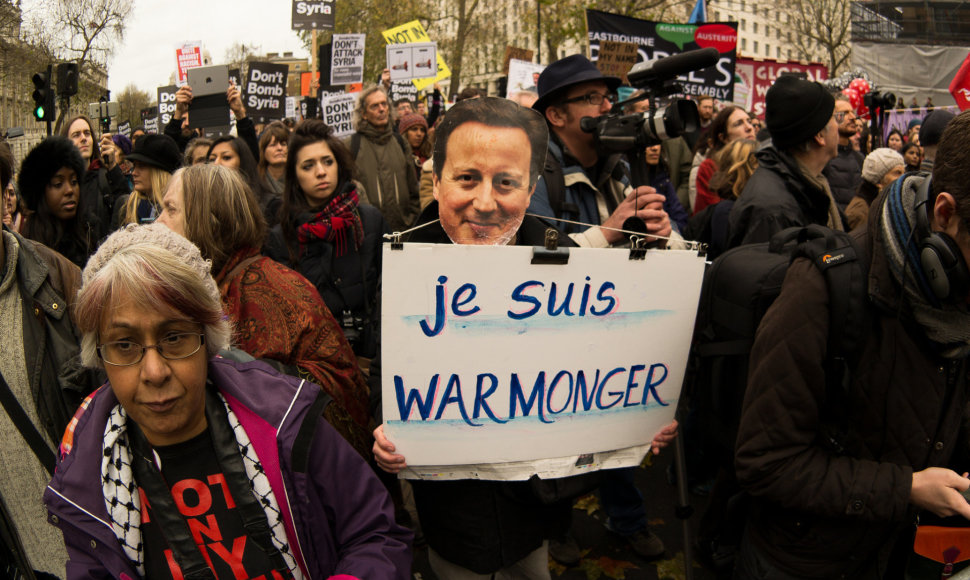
xmin=382 ymin=20 xmax=451 ymax=91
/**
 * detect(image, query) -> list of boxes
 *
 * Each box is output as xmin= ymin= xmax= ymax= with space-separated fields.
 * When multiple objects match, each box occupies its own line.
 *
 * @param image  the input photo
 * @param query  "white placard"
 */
xmin=331 ymin=33 xmax=366 ymax=85
xmin=382 ymin=244 xmax=705 ymax=479
xmin=507 ymin=59 xmax=545 ymax=99
xmin=386 ymin=42 xmax=438 ymax=82
xmin=320 ymin=92 xmax=357 ymax=137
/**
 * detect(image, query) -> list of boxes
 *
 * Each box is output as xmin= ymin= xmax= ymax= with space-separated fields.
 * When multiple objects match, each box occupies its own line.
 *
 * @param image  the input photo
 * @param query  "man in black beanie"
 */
xmin=919 ymin=109 xmax=956 ymax=172
xmin=728 ymin=75 xmax=843 ymax=248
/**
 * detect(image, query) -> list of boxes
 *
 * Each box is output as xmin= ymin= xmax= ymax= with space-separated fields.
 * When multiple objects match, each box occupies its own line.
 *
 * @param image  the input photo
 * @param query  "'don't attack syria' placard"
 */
xmin=586 ymin=9 xmax=738 ymax=101
xmin=245 ymin=62 xmax=288 ymax=121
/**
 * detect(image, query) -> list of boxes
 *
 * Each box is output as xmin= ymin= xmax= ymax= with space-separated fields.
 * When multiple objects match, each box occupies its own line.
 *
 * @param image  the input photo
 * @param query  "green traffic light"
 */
xmin=34 ymin=105 xmax=44 ymax=120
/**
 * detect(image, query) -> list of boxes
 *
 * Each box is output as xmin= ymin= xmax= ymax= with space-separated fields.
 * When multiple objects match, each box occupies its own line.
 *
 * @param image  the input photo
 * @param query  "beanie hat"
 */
xmin=919 ymin=109 xmax=955 ymax=147
xmin=17 ymin=136 xmax=86 ymax=212
xmin=112 ymin=133 xmax=133 ymax=156
xmin=765 ymin=76 xmax=835 ymax=150
xmin=126 ymin=134 xmax=182 ymax=174
xmin=82 ymin=222 xmax=220 ymax=306
xmin=907 ymin=118 xmax=923 ymax=132
xmin=397 ymin=113 xmax=428 ymax=135
xmin=861 ymin=147 xmax=904 ymax=185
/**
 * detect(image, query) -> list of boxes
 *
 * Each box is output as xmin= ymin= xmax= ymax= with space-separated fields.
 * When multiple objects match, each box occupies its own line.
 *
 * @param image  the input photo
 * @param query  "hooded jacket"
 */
xmin=44 ymin=357 xmax=412 ymax=579
xmin=822 ymin=144 xmax=864 ymax=211
xmin=734 ymin=194 xmax=970 ymax=578
xmin=728 ymin=146 xmax=835 ymax=249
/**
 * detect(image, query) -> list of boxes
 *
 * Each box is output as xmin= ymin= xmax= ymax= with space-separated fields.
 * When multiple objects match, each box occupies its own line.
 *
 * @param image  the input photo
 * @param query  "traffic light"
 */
xmin=31 ymin=66 xmax=53 ymax=122
xmin=55 ymin=62 xmax=78 ymax=97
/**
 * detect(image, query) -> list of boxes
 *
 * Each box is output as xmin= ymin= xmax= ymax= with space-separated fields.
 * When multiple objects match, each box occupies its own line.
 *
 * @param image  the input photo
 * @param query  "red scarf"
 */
xmin=296 ymin=183 xmax=364 ymax=257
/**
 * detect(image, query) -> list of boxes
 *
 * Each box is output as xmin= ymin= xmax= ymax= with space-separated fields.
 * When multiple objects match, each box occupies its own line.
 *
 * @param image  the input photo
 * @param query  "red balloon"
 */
xmin=843 ymin=87 xmax=861 ymax=109
xmin=849 ymin=78 xmax=870 ymax=95
xmin=857 ymin=104 xmax=870 ymax=120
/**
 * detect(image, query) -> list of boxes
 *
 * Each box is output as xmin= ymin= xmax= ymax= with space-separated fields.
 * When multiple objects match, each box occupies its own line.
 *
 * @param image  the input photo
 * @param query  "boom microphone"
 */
xmin=627 ymin=47 xmax=720 ymax=87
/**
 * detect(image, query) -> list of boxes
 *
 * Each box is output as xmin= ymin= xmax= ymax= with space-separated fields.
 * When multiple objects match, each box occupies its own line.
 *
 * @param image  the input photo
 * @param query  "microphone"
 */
xmin=627 ymin=48 xmax=720 ymax=86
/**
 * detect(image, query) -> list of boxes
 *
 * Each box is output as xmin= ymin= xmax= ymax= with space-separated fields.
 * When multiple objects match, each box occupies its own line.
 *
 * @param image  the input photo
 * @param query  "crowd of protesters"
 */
xmin=1 ymin=45 xmax=969 ymax=580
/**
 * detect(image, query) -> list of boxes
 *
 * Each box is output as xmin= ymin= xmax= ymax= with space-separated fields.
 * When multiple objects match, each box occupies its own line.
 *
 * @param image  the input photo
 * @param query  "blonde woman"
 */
xmin=112 ymin=135 xmax=181 ymax=228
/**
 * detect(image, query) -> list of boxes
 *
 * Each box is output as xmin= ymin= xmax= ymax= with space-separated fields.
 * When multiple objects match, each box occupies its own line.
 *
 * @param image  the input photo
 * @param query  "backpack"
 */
xmin=687 ymin=224 xmax=870 ymax=572
xmin=349 ymin=131 xmax=407 ymax=159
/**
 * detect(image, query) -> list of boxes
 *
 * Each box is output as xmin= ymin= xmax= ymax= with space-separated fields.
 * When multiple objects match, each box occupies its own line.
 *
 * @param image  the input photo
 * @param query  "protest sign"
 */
xmin=175 ymin=41 xmax=203 ymax=87
xmin=734 ymin=57 xmax=828 ymax=118
xmin=157 ymin=85 xmax=178 ymax=127
xmin=320 ymin=92 xmax=356 ymax=137
xmin=586 ymin=9 xmax=738 ymax=101
xmin=382 ymin=244 xmax=704 ymax=479
xmin=506 ymin=59 xmax=544 ymax=99
xmin=389 ymin=81 xmax=419 ymax=104
xmin=387 ymin=42 xmax=437 ymax=82
xmin=117 ymin=121 xmax=131 ymax=137
xmin=143 ymin=117 xmax=158 ymax=134
xmin=382 ymin=20 xmax=451 ymax=90
xmin=596 ymin=40 xmax=639 ymax=83
xmin=291 ymin=0 xmax=334 ymax=30
xmin=503 ymin=46 xmax=534 ymax=75
xmin=285 ymin=96 xmax=297 ymax=119
xmin=331 ymin=34 xmax=365 ymax=85
xmin=229 ymin=68 xmax=241 ymax=89
xmin=245 ymin=62 xmax=288 ymax=121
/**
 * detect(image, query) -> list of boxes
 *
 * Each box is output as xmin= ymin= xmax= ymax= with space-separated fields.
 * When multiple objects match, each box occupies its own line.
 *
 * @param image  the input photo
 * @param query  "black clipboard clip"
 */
xmin=629 ymin=235 xmax=649 ymax=260
xmin=532 ymin=228 xmax=570 ymax=265
xmin=389 ymin=232 xmax=404 ymax=250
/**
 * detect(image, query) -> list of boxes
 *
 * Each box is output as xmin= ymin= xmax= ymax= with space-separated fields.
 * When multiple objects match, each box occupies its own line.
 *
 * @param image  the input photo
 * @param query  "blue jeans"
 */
xmin=599 ymin=467 xmax=646 ymax=537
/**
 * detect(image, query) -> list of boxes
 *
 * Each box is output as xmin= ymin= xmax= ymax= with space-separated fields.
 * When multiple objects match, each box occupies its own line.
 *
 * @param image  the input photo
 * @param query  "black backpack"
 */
xmin=349 ymin=131 xmax=407 ymax=159
xmin=687 ymin=224 xmax=870 ymax=572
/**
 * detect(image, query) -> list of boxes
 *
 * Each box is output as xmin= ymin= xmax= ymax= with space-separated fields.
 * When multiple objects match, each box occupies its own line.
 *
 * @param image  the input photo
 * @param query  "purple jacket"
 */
xmin=43 ymin=357 xmax=412 ymax=579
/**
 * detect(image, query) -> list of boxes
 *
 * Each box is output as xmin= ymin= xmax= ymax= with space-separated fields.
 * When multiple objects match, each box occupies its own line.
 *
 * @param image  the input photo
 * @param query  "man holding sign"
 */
xmin=373 ymin=97 xmax=678 ymax=577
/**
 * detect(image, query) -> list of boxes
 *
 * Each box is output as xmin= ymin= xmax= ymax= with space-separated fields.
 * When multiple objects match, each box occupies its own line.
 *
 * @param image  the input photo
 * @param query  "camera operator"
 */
xmin=528 ymin=55 xmax=673 ymax=249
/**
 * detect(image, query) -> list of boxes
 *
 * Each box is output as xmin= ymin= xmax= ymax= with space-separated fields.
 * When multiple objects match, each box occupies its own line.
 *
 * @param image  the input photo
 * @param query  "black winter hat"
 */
xmin=126 ymin=134 xmax=181 ymax=174
xmin=532 ymin=54 xmax=622 ymax=113
xmin=919 ymin=109 xmax=956 ymax=148
xmin=18 ymin=136 xmax=86 ymax=212
xmin=765 ymin=75 xmax=835 ymax=150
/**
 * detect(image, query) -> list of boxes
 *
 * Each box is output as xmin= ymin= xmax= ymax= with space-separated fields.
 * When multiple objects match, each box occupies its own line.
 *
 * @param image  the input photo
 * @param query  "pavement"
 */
xmin=407 ymin=450 xmax=720 ymax=580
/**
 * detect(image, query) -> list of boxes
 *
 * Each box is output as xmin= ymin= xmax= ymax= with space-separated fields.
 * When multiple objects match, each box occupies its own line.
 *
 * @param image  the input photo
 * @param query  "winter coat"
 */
xmin=350 ymin=130 xmax=420 ymax=232
xmin=734 ymin=222 xmax=970 ymax=578
xmin=728 ymin=147 xmax=834 ymax=248
xmin=80 ymin=162 xmax=128 ymax=237
xmin=44 ymin=357 xmax=413 ymax=579
xmin=822 ymin=144 xmax=864 ymax=211
xmin=264 ymin=201 xmax=387 ymax=359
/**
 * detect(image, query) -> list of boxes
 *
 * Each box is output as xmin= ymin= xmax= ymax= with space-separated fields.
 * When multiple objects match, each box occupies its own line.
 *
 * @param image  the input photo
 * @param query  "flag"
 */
xmin=689 ymin=0 xmax=707 ymax=24
xmin=948 ymin=51 xmax=970 ymax=110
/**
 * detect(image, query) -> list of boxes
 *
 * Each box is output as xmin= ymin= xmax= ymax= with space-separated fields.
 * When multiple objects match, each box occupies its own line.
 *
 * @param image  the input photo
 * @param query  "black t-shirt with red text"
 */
xmin=140 ymin=428 xmax=294 ymax=580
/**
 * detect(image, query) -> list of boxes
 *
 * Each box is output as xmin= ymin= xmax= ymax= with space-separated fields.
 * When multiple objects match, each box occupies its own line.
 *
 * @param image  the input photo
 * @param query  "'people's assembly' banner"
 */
xmin=157 ymin=85 xmax=178 ymax=128
xmin=245 ymin=62 xmax=288 ymax=121
xmin=291 ymin=0 xmax=334 ymax=30
xmin=734 ymin=57 xmax=828 ymax=118
xmin=382 ymin=20 xmax=451 ymax=91
xmin=586 ymin=9 xmax=738 ymax=102
xmin=382 ymin=244 xmax=704 ymax=480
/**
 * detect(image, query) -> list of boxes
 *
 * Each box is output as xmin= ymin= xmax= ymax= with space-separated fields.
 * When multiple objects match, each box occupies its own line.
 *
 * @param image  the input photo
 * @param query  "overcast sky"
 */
xmin=27 ymin=0 xmax=312 ymax=99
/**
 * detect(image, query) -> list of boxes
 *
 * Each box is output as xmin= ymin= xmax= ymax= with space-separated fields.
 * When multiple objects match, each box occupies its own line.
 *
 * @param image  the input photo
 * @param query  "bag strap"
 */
xmin=0 ymin=371 xmax=55 ymax=475
xmin=350 ymin=132 xmax=361 ymax=158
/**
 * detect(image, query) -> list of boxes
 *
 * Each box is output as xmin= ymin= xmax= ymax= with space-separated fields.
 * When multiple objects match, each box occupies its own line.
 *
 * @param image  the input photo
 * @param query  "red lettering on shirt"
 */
xmin=189 ymin=513 xmax=223 ymax=544
xmin=164 ymin=549 xmax=185 ymax=580
xmin=208 ymin=536 xmax=248 ymax=579
xmin=139 ymin=488 xmax=152 ymax=524
xmin=208 ymin=473 xmax=236 ymax=509
xmin=172 ymin=478 xmax=212 ymax=516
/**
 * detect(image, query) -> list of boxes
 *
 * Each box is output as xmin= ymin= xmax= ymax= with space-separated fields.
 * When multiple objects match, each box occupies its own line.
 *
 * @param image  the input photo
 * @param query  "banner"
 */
xmin=596 ymin=40 xmax=639 ymax=84
xmin=331 ymin=33 xmax=366 ymax=85
xmin=157 ymin=85 xmax=178 ymax=128
xmin=949 ymin=51 xmax=970 ymax=110
xmin=734 ymin=58 xmax=828 ymax=118
xmin=389 ymin=80 xmax=419 ymax=104
xmin=291 ymin=0 xmax=334 ymax=30
xmin=382 ymin=20 xmax=451 ymax=91
xmin=175 ymin=41 xmax=203 ymax=87
xmin=387 ymin=42 xmax=437 ymax=82
xmin=585 ymin=10 xmax=737 ymax=101
xmin=320 ymin=92 xmax=356 ymax=137
xmin=117 ymin=121 xmax=131 ymax=137
xmin=245 ymin=62 xmax=288 ymax=121
xmin=382 ymin=244 xmax=704 ymax=479
xmin=143 ymin=117 xmax=158 ymax=134
xmin=506 ymin=59 xmax=544 ymax=99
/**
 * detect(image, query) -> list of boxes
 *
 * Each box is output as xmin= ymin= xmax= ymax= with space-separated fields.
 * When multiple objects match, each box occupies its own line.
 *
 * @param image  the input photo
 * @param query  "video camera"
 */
xmin=580 ymin=47 xmax=720 ymax=153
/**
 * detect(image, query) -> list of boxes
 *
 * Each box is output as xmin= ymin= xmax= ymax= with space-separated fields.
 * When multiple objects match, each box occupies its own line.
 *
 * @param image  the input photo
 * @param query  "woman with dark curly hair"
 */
xmin=18 ymin=136 xmax=98 ymax=266
xmin=264 ymin=120 xmax=388 ymax=360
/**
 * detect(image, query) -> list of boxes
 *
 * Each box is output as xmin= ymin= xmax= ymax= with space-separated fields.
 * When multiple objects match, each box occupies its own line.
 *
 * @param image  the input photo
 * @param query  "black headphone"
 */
xmin=914 ymin=175 xmax=970 ymax=304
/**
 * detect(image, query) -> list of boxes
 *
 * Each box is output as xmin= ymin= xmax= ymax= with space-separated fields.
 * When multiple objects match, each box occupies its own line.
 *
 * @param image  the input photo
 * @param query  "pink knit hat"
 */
xmin=397 ymin=113 xmax=428 ymax=134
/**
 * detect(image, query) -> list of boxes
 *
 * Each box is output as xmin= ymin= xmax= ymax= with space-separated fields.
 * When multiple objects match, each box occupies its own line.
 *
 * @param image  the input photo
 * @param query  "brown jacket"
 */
xmin=735 ymin=223 xmax=970 ymax=578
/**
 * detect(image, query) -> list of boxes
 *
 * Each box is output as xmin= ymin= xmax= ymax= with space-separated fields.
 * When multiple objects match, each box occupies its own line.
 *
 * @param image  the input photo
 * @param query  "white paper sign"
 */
xmin=285 ymin=96 xmax=296 ymax=119
xmin=320 ymin=92 xmax=357 ymax=137
xmin=507 ymin=59 xmax=545 ymax=99
xmin=386 ymin=42 xmax=438 ymax=82
xmin=382 ymin=244 xmax=705 ymax=479
xmin=331 ymin=33 xmax=366 ymax=85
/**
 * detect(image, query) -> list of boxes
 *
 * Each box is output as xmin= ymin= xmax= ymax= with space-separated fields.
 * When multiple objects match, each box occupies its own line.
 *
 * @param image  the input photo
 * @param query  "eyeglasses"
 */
xmin=834 ymin=111 xmax=856 ymax=123
xmin=562 ymin=91 xmax=617 ymax=107
xmin=98 ymin=333 xmax=206 ymax=366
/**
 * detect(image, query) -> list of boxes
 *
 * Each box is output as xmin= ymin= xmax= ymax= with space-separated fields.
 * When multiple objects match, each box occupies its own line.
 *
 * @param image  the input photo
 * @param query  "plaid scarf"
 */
xmin=296 ymin=182 xmax=364 ymax=257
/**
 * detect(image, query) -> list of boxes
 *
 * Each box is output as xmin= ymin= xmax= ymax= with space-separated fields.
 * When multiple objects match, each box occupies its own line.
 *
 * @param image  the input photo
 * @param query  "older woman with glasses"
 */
xmin=44 ymin=223 xmax=411 ymax=579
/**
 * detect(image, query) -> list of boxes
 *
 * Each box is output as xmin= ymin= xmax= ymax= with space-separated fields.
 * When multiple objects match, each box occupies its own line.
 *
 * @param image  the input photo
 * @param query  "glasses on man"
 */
xmin=98 ymin=333 xmax=206 ymax=366
xmin=562 ymin=91 xmax=617 ymax=107
xmin=834 ymin=111 xmax=856 ymax=123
